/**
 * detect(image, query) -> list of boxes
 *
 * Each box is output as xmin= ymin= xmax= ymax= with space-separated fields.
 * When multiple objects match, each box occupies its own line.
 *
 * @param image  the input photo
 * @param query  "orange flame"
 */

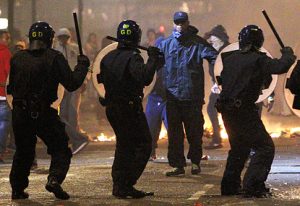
xmin=95 ymin=133 xmax=116 ymax=142
xmin=159 ymin=124 xmax=168 ymax=140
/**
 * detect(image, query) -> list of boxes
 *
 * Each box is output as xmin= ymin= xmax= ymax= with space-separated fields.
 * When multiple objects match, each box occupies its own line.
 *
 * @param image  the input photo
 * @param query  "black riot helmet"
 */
xmin=238 ymin=25 xmax=264 ymax=50
xmin=117 ymin=20 xmax=142 ymax=45
xmin=28 ymin=21 xmax=55 ymax=49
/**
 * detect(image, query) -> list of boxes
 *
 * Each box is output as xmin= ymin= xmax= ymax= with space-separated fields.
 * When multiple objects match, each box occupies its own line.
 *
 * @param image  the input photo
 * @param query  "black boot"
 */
xmin=45 ymin=177 xmax=70 ymax=200
xmin=243 ymin=187 xmax=272 ymax=198
xmin=221 ymin=185 xmax=243 ymax=196
xmin=12 ymin=190 xmax=29 ymax=200
xmin=113 ymin=185 xmax=154 ymax=199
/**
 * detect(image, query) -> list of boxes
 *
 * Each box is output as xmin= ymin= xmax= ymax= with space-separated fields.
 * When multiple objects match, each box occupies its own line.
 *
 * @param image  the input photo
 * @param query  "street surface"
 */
xmin=1 ymin=137 xmax=300 ymax=206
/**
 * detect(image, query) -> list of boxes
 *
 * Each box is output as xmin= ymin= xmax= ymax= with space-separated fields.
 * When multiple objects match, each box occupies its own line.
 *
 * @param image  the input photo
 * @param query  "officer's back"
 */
xmin=9 ymin=23 xmax=89 ymax=109
xmin=220 ymin=25 xmax=296 ymax=105
xmin=221 ymin=50 xmax=269 ymax=103
xmin=98 ymin=20 xmax=163 ymax=105
xmin=11 ymin=49 xmax=63 ymax=104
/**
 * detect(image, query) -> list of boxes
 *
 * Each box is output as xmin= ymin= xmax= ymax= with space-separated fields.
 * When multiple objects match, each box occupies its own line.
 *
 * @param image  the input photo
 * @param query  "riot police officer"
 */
xmin=217 ymin=25 xmax=296 ymax=197
xmin=8 ymin=21 xmax=90 ymax=200
xmin=97 ymin=20 xmax=164 ymax=198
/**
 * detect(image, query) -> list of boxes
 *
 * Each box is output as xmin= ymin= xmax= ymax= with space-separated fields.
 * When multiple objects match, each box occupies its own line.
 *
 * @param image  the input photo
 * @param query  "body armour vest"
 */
xmin=99 ymin=48 xmax=144 ymax=102
xmin=9 ymin=49 xmax=59 ymax=104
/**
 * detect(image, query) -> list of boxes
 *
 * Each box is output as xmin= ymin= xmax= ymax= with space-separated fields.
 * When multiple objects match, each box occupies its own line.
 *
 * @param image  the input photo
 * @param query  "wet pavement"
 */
xmin=1 ymin=137 xmax=300 ymax=206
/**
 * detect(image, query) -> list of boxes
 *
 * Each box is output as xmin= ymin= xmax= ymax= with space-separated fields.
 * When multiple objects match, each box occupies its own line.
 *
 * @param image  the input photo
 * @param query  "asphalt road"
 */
xmin=1 ymin=138 xmax=300 ymax=206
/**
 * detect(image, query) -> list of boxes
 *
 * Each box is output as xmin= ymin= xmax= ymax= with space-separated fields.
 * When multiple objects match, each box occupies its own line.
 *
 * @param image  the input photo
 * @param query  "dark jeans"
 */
xmin=166 ymin=99 xmax=204 ymax=168
xmin=0 ymin=101 xmax=11 ymax=154
xmin=106 ymin=102 xmax=152 ymax=187
xmin=145 ymin=94 xmax=168 ymax=151
xmin=10 ymin=106 xmax=72 ymax=192
xmin=207 ymin=93 xmax=221 ymax=144
xmin=220 ymin=104 xmax=275 ymax=193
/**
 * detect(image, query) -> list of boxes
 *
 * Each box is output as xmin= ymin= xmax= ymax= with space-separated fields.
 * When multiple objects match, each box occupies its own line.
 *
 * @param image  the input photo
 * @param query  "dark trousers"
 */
xmin=220 ymin=104 xmax=275 ymax=193
xmin=166 ymin=100 xmax=204 ymax=168
xmin=106 ymin=103 xmax=152 ymax=187
xmin=10 ymin=106 xmax=72 ymax=192
xmin=145 ymin=94 xmax=168 ymax=151
xmin=207 ymin=93 xmax=221 ymax=144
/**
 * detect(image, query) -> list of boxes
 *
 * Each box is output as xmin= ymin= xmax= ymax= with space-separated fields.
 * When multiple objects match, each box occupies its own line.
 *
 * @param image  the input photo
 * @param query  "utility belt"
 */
xmin=13 ymin=98 xmax=51 ymax=119
xmin=105 ymin=96 xmax=143 ymax=115
xmin=215 ymin=98 xmax=247 ymax=113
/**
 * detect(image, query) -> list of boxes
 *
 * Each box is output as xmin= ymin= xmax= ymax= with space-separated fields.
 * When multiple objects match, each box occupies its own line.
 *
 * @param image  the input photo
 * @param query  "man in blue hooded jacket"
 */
xmin=158 ymin=11 xmax=218 ymax=176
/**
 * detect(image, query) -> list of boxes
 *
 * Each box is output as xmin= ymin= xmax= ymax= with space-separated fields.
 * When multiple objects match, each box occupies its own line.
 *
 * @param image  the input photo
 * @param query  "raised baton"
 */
xmin=262 ymin=10 xmax=284 ymax=48
xmin=73 ymin=12 xmax=83 ymax=55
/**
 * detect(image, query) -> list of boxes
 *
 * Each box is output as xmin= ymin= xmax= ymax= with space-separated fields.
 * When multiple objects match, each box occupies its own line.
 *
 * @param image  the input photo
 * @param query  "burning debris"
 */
xmin=204 ymin=126 xmax=300 ymax=140
xmin=159 ymin=125 xmax=168 ymax=140
xmin=92 ymin=125 xmax=168 ymax=142
xmin=203 ymin=115 xmax=300 ymax=140
xmin=93 ymin=133 xmax=116 ymax=142
xmin=92 ymin=123 xmax=300 ymax=142
xmin=269 ymin=128 xmax=300 ymax=138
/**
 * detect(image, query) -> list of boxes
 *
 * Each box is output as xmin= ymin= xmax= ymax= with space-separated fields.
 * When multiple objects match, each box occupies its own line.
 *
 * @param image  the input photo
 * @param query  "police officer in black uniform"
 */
xmin=8 ymin=22 xmax=90 ymax=200
xmin=217 ymin=25 xmax=296 ymax=197
xmin=97 ymin=20 xmax=164 ymax=198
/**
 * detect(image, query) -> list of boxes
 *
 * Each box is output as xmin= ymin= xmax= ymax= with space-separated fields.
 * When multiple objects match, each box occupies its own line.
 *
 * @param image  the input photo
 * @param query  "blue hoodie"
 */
xmin=158 ymin=25 xmax=218 ymax=102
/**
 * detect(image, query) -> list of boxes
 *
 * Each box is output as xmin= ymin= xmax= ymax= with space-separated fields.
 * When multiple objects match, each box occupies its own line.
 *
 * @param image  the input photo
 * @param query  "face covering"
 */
xmin=208 ymin=35 xmax=224 ymax=51
xmin=174 ymin=25 xmax=183 ymax=33
xmin=173 ymin=24 xmax=184 ymax=38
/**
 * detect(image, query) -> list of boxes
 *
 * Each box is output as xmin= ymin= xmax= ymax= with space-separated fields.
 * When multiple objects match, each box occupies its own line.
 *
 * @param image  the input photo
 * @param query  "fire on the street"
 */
xmin=94 ymin=133 xmax=116 ymax=142
xmin=269 ymin=127 xmax=300 ymax=138
xmin=93 ymin=124 xmax=300 ymax=142
xmin=93 ymin=125 xmax=168 ymax=142
xmin=159 ymin=125 xmax=168 ymax=140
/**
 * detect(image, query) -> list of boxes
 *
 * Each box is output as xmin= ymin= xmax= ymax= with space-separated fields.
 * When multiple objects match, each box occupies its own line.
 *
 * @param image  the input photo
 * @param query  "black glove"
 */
xmin=147 ymin=46 xmax=161 ymax=57
xmin=281 ymin=46 xmax=296 ymax=62
xmin=77 ymin=54 xmax=90 ymax=68
xmin=281 ymin=46 xmax=294 ymax=55
xmin=99 ymin=96 xmax=107 ymax=106
xmin=147 ymin=46 xmax=165 ymax=69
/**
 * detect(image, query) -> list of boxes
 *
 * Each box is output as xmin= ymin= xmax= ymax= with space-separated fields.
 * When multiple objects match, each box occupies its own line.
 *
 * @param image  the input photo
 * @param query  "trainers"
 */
xmin=201 ymin=155 xmax=209 ymax=160
xmin=165 ymin=167 xmax=185 ymax=177
xmin=72 ymin=140 xmax=89 ymax=155
xmin=191 ymin=164 xmax=201 ymax=175
xmin=45 ymin=178 xmax=70 ymax=200
xmin=113 ymin=185 xmax=154 ymax=199
xmin=11 ymin=191 xmax=29 ymax=200
xmin=204 ymin=143 xmax=223 ymax=150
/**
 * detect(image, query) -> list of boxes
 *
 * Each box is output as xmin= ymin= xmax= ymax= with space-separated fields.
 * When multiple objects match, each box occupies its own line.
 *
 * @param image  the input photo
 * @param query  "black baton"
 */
xmin=73 ymin=12 xmax=83 ymax=55
xmin=106 ymin=36 xmax=148 ymax=51
xmin=262 ymin=10 xmax=285 ymax=48
xmin=106 ymin=36 xmax=164 ymax=55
